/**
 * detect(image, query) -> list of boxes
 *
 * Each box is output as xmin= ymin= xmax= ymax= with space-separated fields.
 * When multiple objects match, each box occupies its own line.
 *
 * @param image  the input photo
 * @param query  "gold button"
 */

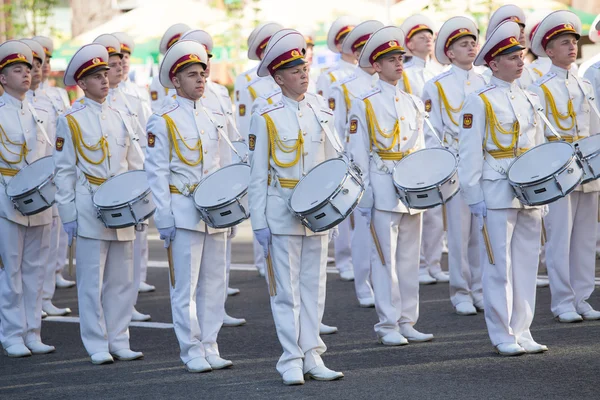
xmin=204 ymin=150 xmax=208 ymax=154
xmin=510 ymin=95 xmax=515 ymax=99
xmin=395 ymin=97 xmax=399 ymax=102
xmin=21 ymin=111 xmax=25 ymax=115
xmin=401 ymin=116 xmax=405 ymax=121
xmin=403 ymin=136 xmax=407 ymax=141
xmin=195 ymin=111 xmax=199 ymax=116
xmin=299 ymin=113 xmax=303 ymax=117
xmin=303 ymin=132 xmax=307 ymax=136
xmin=102 ymin=115 xmax=106 ymax=120
xmin=303 ymin=152 xmax=308 ymax=156
xmin=201 ymin=130 xmax=204 ymax=134
xmin=283 ymin=136 xmax=287 ymax=140
xmin=466 ymin=81 xmax=471 ymax=85
xmin=34 ymin=98 xmax=37 ymax=102
xmin=204 ymin=170 xmax=208 ymax=174
xmin=565 ymin=80 xmax=569 ymax=85
xmin=112 ymin=97 xmax=116 ymax=102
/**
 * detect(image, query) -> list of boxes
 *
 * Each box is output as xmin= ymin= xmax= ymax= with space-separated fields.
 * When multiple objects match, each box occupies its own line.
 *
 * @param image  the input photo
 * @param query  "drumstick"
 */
xmin=541 ymin=219 xmax=547 ymax=246
xmin=167 ymin=245 xmax=176 ymax=289
xmin=0 ymin=254 xmax=4 ymax=269
xmin=349 ymin=213 xmax=355 ymax=230
xmin=370 ymin=223 xmax=386 ymax=266
xmin=266 ymin=250 xmax=277 ymax=296
xmin=442 ymin=204 xmax=448 ymax=232
xmin=481 ymin=220 xmax=495 ymax=265
xmin=68 ymin=241 xmax=75 ymax=276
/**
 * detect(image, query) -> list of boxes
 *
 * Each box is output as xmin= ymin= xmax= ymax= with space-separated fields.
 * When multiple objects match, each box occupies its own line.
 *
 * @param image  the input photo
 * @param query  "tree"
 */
xmin=0 ymin=0 xmax=61 ymax=40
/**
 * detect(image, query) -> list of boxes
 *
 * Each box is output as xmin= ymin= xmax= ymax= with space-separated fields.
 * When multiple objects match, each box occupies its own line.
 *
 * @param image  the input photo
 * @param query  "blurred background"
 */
xmin=1 ymin=0 xmax=599 ymax=98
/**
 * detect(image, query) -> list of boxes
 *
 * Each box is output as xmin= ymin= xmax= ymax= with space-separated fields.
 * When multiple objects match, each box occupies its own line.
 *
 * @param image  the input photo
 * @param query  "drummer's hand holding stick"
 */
xmin=255 ymin=228 xmax=276 ymax=296
xmin=63 ymin=221 xmax=78 ymax=276
xmin=469 ymin=201 xmax=495 ymax=265
xmin=159 ymin=226 xmax=177 ymax=288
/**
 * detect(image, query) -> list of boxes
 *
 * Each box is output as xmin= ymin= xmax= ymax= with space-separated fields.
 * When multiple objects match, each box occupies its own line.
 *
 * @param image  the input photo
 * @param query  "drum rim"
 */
xmin=289 ymin=157 xmax=352 ymax=211
xmin=100 ymin=209 xmax=156 ymax=229
xmin=391 ymin=148 xmax=458 ymax=190
xmin=298 ymin=188 xmax=364 ymax=232
xmin=507 ymin=142 xmax=577 ymax=184
xmin=92 ymin=170 xmax=150 ymax=208
xmin=193 ymin=162 xmax=250 ymax=207
xmin=5 ymin=155 xmax=55 ymax=197
xmin=574 ymin=136 xmax=600 ymax=159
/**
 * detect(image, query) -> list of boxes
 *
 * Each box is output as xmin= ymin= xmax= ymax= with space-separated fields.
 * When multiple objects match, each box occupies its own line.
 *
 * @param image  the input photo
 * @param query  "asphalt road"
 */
xmin=1 ymin=222 xmax=599 ymax=400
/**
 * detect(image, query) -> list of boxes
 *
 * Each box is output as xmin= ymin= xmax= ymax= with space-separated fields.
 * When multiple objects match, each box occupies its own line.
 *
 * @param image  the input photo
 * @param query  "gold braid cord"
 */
xmin=364 ymin=98 xmax=400 ymax=151
xmin=479 ymin=93 xmax=519 ymax=151
xmin=341 ymin=84 xmax=352 ymax=115
xmin=262 ymin=113 xmax=303 ymax=168
xmin=0 ymin=123 xmax=28 ymax=165
xmin=162 ymin=114 xmax=203 ymax=166
xmin=541 ymin=84 xmax=576 ymax=131
xmin=402 ymin=71 xmax=412 ymax=94
xmin=66 ymin=114 xmax=108 ymax=165
xmin=434 ymin=81 xmax=462 ymax=126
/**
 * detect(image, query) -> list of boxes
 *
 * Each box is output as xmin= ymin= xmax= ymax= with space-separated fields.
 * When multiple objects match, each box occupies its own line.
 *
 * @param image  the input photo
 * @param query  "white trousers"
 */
xmin=419 ymin=206 xmax=444 ymax=276
xmin=269 ymin=234 xmax=328 ymax=375
xmin=170 ymin=228 xmax=226 ymax=364
xmin=42 ymin=216 xmax=61 ymax=302
xmin=55 ymin=224 xmax=68 ymax=275
xmin=351 ymin=212 xmax=374 ymax=301
xmin=480 ymin=208 xmax=541 ymax=346
xmin=133 ymin=228 xmax=148 ymax=304
xmin=0 ymin=218 xmax=50 ymax=348
xmin=76 ymin=237 xmax=135 ymax=355
xmin=545 ymin=191 xmax=598 ymax=316
xmin=334 ymin=217 xmax=353 ymax=273
xmin=446 ymin=194 xmax=483 ymax=306
xmin=370 ymin=210 xmax=422 ymax=337
xmin=253 ymin=236 xmax=265 ymax=274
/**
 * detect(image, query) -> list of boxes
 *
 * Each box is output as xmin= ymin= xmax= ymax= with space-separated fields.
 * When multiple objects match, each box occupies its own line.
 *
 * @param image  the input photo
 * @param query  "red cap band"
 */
xmin=167 ymin=34 xmax=182 ymax=50
xmin=0 ymin=53 xmax=29 ymax=70
xmin=169 ymin=53 xmax=203 ymax=79
xmin=444 ymin=28 xmax=476 ymax=53
xmin=369 ymin=40 xmax=404 ymax=64
xmin=256 ymin=36 xmax=271 ymax=59
xmin=541 ymin=23 xmax=577 ymax=50
xmin=267 ymin=48 xmax=304 ymax=74
xmin=351 ymin=34 xmax=371 ymax=51
xmin=335 ymin=25 xmax=354 ymax=45
xmin=406 ymin=24 xmax=432 ymax=42
xmin=75 ymin=57 xmax=107 ymax=80
xmin=484 ymin=36 xmax=521 ymax=64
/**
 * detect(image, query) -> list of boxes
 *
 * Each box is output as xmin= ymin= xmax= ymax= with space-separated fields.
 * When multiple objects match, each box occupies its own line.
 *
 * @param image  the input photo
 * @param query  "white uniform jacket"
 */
xmin=482 ymin=66 xmax=537 ymax=91
xmin=120 ymin=78 xmax=152 ymax=114
xmin=329 ymin=67 xmax=378 ymax=144
xmin=402 ymin=56 xmax=439 ymax=98
xmin=53 ymin=98 xmax=144 ymax=241
xmin=149 ymin=77 xmax=176 ymax=114
xmin=204 ymin=80 xmax=241 ymax=142
xmin=315 ymin=59 xmax=356 ymax=99
xmin=528 ymin=64 xmax=600 ymax=193
xmin=347 ymin=80 xmax=425 ymax=214
xmin=0 ymin=93 xmax=53 ymax=227
xmin=458 ymin=77 xmax=545 ymax=209
xmin=583 ymin=61 xmax=600 ymax=112
xmin=248 ymin=93 xmax=339 ymax=236
xmin=145 ymin=95 xmax=232 ymax=234
xmin=422 ymin=65 xmax=486 ymax=153
xmin=40 ymin=81 xmax=70 ymax=110
xmin=107 ymin=87 xmax=149 ymax=148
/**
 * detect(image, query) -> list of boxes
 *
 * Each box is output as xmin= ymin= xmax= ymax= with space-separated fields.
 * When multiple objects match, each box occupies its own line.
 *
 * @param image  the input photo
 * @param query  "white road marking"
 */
xmin=45 ymin=316 xmax=174 ymax=329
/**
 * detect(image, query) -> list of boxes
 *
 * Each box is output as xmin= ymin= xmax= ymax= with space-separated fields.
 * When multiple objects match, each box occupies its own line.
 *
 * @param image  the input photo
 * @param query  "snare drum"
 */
xmin=391 ymin=148 xmax=459 ymax=209
xmin=574 ymin=135 xmax=600 ymax=184
xmin=5 ymin=156 xmax=56 ymax=216
xmin=93 ymin=170 xmax=156 ymax=229
xmin=507 ymin=141 xmax=583 ymax=206
xmin=289 ymin=158 xmax=364 ymax=232
xmin=193 ymin=163 xmax=250 ymax=228
xmin=231 ymin=141 xmax=249 ymax=164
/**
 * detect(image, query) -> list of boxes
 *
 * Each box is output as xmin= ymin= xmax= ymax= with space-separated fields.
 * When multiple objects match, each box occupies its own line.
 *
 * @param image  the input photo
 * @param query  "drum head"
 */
xmin=290 ymin=158 xmax=348 ymax=213
xmin=575 ymin=135 xmax=600 ymax=157
xmin=392 ymin=148 xmax=456 ymax=189
xmin=508 ymin=142 xmax=574 ymax=184
xmin=93 ymin=170 xmax=150 ymax=207
xmin=6 ymin=156 xmax=54 ymax=197
xmin=194 ymin=163 xmax=250 ymax=207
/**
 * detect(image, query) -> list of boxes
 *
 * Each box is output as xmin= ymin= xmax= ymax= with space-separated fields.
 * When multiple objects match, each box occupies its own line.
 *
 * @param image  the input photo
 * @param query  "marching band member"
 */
xmin=249 ymin=29 xmax=344 ymax=385
xmin=528 ymin=11 xmax=600 ymax=323
xmin=399 ymin=14 xmax=449 ymax=286
xmin=180 ymin=28 xmax=247 ymax=328
xmin=315 ymin=16 xmax=357 ymax=99
xmin=145 ymin=40 xmax=233 ymax=373
xmin=93 ymin=34 xmax=152 ymax=322
xmin=149 ymin=23 xmax=191 ymax=113
xmin=422 ymin=17 xmax=486 ymax=316
xmin=348 ymin=26 xmax=433 ymax=345
xmin=54 ymin=43 xmax=144 ymax=364
xmin=23 ymin=38 xmax=72 ymax=318
xmin=459 ymin=21 xmax=547 ymax=356
xmin=329 ymin=19 xmax=382 ymax=307
xmin=234 ymin=22 xmax=283 ymax=278
xmin=0 ymin=40 xmax=54 ymax=358
xmin=112 ymin=32 xmax=156 ymax=295
xmin=32 ymin=35 xmax=75 ymax=291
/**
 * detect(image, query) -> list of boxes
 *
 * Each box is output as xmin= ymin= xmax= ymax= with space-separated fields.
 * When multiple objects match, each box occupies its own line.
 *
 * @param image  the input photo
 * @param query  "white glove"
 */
xmin=357 ymin=207 xmax=372 ymax=221
xmin=469 ymin=201 xmax=487 ymax=230
xmin=158 ymin=226 xmax=176 ymax=248
xmin=541 ymin=205 xmax=549 ymax=217
xmin=62 ymin=221 xmax=78 ymax=246
xmin=135 ymin=223 xmax=147 ymax=232
xmin=329 ymin=226 xmax=339 ymax=242
xmin=228 ymin=225 xmax=238 ymax=239
xmin=254 ymin=228 xmax=271 ymax=257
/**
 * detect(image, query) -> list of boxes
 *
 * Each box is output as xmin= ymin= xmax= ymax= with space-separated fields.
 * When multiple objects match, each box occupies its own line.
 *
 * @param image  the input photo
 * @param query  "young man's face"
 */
xmin=447 ymin=36 xmax=478 ymax=65
xmin=42 ymin=56 xmax=51 ymax=80
xmin=173 ymin=63 xmax=206 ymax=100
xmin=107 ymin=55 xmax=123 ymax=87
xmin=274 ymin=63 xmax=309 ymax=96
xmin=121 ymin=52 xmax=131 ymax=77
xmin=407 ymin=30 xmax=434 ymax=56
xmin=30 ymin=58 xmax=43 ymax=88
xmin=373 ymin=53 xmax=404 ymax=82
xmin=0 ymin=63 xmax=32 ymax=95
xmin=490 ymin=50 xmax=525 ymax=82
xmin=78 ymin=70 xmax=109 ymax=100
xmin=546 ymin=33 xmax=578 ymax=66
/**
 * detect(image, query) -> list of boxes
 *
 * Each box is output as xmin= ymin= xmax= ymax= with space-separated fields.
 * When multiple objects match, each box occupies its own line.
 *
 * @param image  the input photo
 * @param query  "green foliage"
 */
xmin=1 ymin=0 xmax=60 ymax=38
